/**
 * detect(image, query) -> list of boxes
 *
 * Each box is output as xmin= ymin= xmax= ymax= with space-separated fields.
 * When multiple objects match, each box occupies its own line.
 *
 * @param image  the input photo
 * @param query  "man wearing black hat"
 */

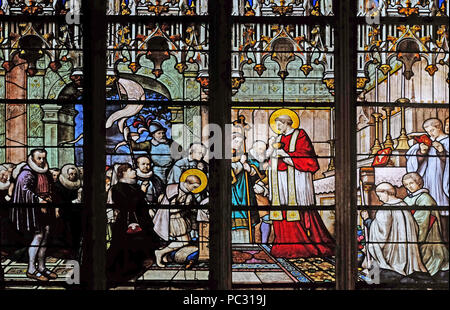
xmin=129 ymin=121 xmax=176 ymax=184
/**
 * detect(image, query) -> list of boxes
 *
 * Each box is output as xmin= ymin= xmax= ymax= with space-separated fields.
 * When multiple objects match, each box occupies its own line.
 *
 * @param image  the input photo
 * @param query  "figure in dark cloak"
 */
xmin=106 ymin=163 xmax=160 ymax=286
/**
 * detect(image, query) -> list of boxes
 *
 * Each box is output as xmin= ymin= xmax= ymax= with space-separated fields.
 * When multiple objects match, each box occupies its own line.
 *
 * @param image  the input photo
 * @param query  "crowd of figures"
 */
xmin=0 ymin=149 xmax=83 ymax=283
xmin=230 ymin=113 xmax=449 ymax=285
xmin=360 ymin=174 xmax=449 ymax=284
xmin=0 ymin=121 xmax=210 ymax=286
xmin=105 ymin=121 xmax=210 ymax=285
xmin=1 ymin=115 xmax=448 ymax=287
xmin=230 ymin=111 xmax=336 ymax=258
xmin=360 ymin=118 xmax=449 ymax=284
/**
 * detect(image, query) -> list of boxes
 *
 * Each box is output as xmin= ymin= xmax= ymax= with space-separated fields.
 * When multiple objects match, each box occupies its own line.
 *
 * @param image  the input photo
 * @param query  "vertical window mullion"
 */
xmin=334 ymin=0 xmax=358 ymax=290
xmin=208 ymin=0 xmax=232 ymax=290
xmin=81 ymin=0 xmax=107 ymax=290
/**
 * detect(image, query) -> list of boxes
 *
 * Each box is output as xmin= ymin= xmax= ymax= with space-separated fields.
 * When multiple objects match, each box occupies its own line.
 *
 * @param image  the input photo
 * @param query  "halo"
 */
xmin=180 ymin=168 xmax=208 ymax=194
xmin=269 ymin=109 xmax=300 ymax=134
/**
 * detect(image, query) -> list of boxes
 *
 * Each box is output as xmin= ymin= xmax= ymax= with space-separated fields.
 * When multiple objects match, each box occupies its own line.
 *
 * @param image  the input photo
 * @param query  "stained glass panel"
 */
xmin=232 ymin=0 xmax=333 ymax=17
xmin=0 ymin=102 xmax=84 ymax=287
xmin=0 ymin=0 xmax=81 ymax=16
xmin=106 ymin=0 xmax=208 ymax=16
xmin=0 ymin=5 xmax=83 ymax=287
xmin=0 ymin=21 xmax=83 ymax=100
xmin=106 ymin=23 xmax=209 ymax=102
xmin=357 ymin=0 xmax=449 ymax=17
xmin=356 ymin=106 xmax=449 ymax=286
xmin=232 ymin=24 xmax=334 ymax=102
xmin=356 ymin=210 xmax=449 ymax=285
xmin=105 ymin=104 xmax=209 ymax=285
xmin=356 ymin=24 xmax=449 ymax=103
xmin=231 ymin=107 xmax=336 ymax=285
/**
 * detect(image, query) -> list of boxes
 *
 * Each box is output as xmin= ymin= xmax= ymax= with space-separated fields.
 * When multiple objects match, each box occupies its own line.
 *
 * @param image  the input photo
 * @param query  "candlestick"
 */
xmin=382 ymin=107 xmax=394 ymax=149
xmin=371 ymin=112 xmax=383 ymax=154
xmin=395 ymin=98 xmax=410 ymax=150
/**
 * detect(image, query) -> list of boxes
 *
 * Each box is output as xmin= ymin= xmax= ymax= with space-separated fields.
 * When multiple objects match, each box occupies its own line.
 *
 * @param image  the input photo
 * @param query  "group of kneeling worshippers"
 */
xmin=360 ymin=172 xmax=448 ymax=284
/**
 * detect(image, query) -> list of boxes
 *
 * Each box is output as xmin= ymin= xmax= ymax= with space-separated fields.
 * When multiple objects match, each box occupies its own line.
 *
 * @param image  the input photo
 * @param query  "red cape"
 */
xmin=271 ymin=210 xmax=335 ymax=258
xmin=271 ymin=129 xmax=334 ymax=258
xmin=277 ymin=129 xmax=319 ymax=173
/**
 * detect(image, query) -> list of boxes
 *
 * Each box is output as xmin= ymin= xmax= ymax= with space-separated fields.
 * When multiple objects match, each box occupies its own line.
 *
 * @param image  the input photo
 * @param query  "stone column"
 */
xmin=42 ymin=104 xmax=61 ymax=168
xmin=5 ymin=56 xmax=27 ymax=164
xmin=58 ymin=105 xmax=78 ymax=166
xmin=41 ymin=104 xmax=77 ymax=168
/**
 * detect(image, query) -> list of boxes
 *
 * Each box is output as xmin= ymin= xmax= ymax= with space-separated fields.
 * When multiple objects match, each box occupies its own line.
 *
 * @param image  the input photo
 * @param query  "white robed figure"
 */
xmin=406 ymin=118 xmax=449 ymax=215
xmin=266 ymin=109 xmax=334 ymax=258
xmin=361 ymin=183 xmax=427 ymax=278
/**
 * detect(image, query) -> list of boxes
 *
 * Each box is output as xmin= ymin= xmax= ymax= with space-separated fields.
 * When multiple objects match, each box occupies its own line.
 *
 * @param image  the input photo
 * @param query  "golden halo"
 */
xmin=269 ymin=109 xmax=300 ymax=134
xmin=180 ymin=168 xmax=208 ymax=194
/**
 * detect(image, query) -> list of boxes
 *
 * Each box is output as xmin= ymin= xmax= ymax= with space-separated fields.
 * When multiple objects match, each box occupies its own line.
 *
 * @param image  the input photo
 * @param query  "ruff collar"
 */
xmin=136 ymin=168 xmax=153 ymax=180
xmin=27 ymin=155 xmax=49 ymax=174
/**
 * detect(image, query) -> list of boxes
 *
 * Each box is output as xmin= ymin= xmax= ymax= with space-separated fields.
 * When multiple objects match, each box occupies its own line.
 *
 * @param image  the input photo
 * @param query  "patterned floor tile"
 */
xmin=255 ymin=271 xmax=295 ymax=284
xmin=171 ymin=270 xmax=209 ymax=281
xmin=232 ymin=263 xmax=280 ymax=270
xmin=232 ymin=271 xmax=262 ymax=284
xmin=140 ymin=269 xmax=179 ymax=280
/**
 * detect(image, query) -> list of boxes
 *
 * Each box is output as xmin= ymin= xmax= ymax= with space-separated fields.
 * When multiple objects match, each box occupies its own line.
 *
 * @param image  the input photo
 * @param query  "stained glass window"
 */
xmin=355 ymin=0 xmax=449 ymax=289
xmin=0 ymin=0 xmax=80 ymax=16
xmin=104 ymin=0 xmax=210 ymax=289
xmin=356 ymin=24 xmax=449 ymax=104
xmin=356 ymin=107 xmax=449 ymax=286
xmin=105 ymin=104 xmax=209 ymax=286
xmin=232 ymin=0 xmax=333 ymax=17
xmin=106 ymin=22 xmax=209 ymax=102
xmin=0 ymin=5 xmax=84 ymax=289
xmin=357 ymin=0 xmax=448 ymax=17
xmin=107 ymin=0 xmax=208 ymax=16
xmin=0 ymin=22 xmax=83 ymax=100
xmin=232 ymin=24 xmax=334 ymax=103
xmin=231 ymin=107 xmax=336 ymax=286
xmin=230 ymin=0 xmax=336 ymax=286
xmin=1 ymin=0 xmax=448 ymax=293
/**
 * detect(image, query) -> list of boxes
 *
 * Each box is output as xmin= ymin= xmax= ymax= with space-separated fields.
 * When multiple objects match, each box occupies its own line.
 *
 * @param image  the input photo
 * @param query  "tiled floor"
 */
xmin=1 ymin=256 xmax=77 ymax=289
xmin=138 ymin=267 xmax=209 ymax=281
xmin=135 ymin=244 xmax=338 ymax=286
xmin=2 ymin=244 xmax=343 ymax=289
xmin=231 ymin=244 xmax=336 ymax=284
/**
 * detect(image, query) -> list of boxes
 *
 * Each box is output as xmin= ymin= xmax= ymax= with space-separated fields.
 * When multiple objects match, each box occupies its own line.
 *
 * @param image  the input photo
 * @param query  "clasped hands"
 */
xmin=420 ymin=141 xmax=444 ymax=154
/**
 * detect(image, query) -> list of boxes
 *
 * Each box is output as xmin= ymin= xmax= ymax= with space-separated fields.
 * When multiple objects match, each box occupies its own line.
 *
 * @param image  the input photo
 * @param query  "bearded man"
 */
xmin=135 ymin=156 xmax=164 ymax=205
xmin=11 ymin=149 xmax=57 ymax=282
xmin=167 ymin=142 xmax=209 ymax=185
xmin=129 ymin=121 xmax=176 ymax=184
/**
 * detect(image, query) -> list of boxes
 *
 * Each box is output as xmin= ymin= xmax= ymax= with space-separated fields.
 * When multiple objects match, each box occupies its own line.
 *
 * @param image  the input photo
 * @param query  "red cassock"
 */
xmin=271 ymin=129 xmax=335 ymax=258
